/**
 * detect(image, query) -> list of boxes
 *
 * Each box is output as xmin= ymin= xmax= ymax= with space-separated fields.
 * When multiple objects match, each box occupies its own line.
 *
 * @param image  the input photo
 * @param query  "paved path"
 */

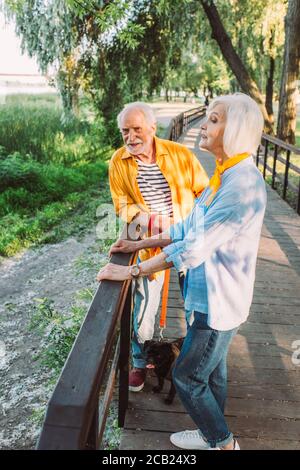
xmin=120 ymin=120 xmax=300 ymax=450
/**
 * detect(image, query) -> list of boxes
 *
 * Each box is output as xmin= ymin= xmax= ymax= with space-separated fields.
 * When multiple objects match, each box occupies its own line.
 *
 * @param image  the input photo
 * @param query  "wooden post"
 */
xmin=256 ymin=144 xmax=260 ymax=168
xmin=271 ymin=145 xmax=278 ymax=189
xmin=118 ymin=285 xmax=132 ymax=427
xmin=297 ymin=178 xmax=300 ymax=215
xmin=283 ymin=150 xmax=291 ymax=200
xmin=263 ymin=140 xmax=268 ymax=179
xmin=85 ymin=406 xmax=99 ymax=450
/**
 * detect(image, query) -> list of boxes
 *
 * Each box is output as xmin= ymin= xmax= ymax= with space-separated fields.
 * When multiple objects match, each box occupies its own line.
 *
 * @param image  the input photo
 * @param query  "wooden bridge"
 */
xmin=37 ymin=107 xmax=300 ymax=451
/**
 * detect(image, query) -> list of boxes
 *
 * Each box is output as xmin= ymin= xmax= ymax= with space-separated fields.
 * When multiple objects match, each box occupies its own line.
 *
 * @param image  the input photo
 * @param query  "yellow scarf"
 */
xmin=205 ymin=152 xmax=250 ymax=207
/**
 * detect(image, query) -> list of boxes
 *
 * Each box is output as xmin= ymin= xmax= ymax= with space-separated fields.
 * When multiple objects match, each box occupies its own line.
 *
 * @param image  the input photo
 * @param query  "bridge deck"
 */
xmin=120 ymin=122 xmax=300 ymax=450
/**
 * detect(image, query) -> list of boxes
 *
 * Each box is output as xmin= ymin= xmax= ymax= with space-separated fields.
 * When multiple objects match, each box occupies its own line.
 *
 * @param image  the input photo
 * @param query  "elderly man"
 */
xmin=108 ymin=101 xmax=208 ymax=392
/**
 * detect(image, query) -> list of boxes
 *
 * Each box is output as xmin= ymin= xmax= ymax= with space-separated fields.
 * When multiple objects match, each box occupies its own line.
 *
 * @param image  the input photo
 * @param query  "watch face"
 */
xmin=131 ymin=265 xmax=140 ymax=277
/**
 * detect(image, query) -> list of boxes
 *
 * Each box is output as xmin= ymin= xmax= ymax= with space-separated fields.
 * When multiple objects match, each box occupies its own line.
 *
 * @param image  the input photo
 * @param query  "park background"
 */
xmin=0 ymin=0 xmax=299 ymax=449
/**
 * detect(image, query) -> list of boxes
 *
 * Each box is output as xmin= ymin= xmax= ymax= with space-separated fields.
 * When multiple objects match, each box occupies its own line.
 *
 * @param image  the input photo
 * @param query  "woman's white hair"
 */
xmin=208 ymin=93 xmax=264 ymax=156
xmin=117 ymin=101 xmax=156 ymax=129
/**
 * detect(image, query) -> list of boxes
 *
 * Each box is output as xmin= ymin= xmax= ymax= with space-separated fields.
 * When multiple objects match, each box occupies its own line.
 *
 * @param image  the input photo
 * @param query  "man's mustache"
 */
xmin=126 ymin=140 xmax=143 ymax=145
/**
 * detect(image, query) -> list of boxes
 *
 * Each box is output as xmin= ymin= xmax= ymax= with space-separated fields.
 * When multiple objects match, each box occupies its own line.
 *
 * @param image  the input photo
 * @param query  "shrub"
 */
xmin=0 ymin=154 xmax=108 ymax=214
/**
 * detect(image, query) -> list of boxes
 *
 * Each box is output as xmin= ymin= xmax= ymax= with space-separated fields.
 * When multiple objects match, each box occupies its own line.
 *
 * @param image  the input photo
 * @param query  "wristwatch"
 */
xmin=129 ymin=263 xmax=141 ymax=279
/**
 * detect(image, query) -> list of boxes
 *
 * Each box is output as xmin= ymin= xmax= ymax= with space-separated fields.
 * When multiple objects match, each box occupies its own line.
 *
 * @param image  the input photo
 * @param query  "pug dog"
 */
xmin=143 ymin=337 xmax=184 ymax=405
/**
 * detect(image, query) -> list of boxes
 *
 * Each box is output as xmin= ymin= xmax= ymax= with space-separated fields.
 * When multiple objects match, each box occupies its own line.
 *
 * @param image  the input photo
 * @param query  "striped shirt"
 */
xmin=135 ymin=159 xmax=173 ymax=216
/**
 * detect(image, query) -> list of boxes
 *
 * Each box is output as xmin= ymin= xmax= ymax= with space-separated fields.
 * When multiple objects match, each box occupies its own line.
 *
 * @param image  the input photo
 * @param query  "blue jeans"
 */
xmin=172 ymin=311 xmax=238 ymax=448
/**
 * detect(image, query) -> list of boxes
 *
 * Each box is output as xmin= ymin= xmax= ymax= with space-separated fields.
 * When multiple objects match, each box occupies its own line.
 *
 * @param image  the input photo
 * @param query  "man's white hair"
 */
xmin=208 ymin=93 xmax=264 ymax=156
xmin=117 ymin=101 xmax=157 ymax=129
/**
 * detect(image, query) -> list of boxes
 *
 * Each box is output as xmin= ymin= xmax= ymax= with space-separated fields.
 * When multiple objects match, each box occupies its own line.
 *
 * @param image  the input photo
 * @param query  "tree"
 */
xmin=5 ymin=0 xmax=295 ymax=142
xmin=4 ymin=0 xmax=195 ymax=142
xmin=277 ymin=0 xmax=300 ymax=144
xmin=199 ymin=0 xmax=274 ymax=133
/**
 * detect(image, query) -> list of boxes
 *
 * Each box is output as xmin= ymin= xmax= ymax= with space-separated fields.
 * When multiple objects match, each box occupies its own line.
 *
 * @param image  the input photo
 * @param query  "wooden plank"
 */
xmin=230 ymin=336 xmax=296 ymax=356
xmin=142 ymin=372 xmax=300 ymax=400
xmin=165 ymin=312 xmax=300 ymax=327
xmin=240 ymin=322 xmax=300 ymax=334
xmin=143 ymin=375 xmax=300 ymax=401
xmin=227 ymin=384 xmax=300 ymax=402
xmin=161 ymin=321 xmax=300 ymax=339
xmin=251 ymin=296 xmax=300 ymax=306
xmin=159 ymin=327 xmax=299 ymax=349
xmin=165 ymin=296 xmax=300 ymax=309
xmin=227 ymin=368 xmax=300 ymax=385
xmin=247 ymin=314 xmax=300 ymax=325
xmin=165 ymin=304 xmax=300 ymax=316
xmin=167 ymin=289 xmax=300 ymax=301
xmin=124 ymin=409 xmax=300 ymax=440
xmin=120 ymin=429 xmax=174 ymax=450
xmin=250 ymin=304 xmax=299 ymax=314
xmin=237 ymin=438 xmax=300 ymax=450
xmin=227 ymin=415 xmax=300 ymax=441
xmin=129 ymin=389 xmax=300 ymax=419
xmin=227 ymin=355 xmax=299 ymax=372
xmin=120 ymin=429 xmax=300 ymax=450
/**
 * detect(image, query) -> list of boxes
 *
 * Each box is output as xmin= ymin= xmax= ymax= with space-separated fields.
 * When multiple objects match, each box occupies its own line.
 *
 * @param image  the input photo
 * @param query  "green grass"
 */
xmin=0 ymin=94 xmax=115 ymax=257
xmin=0 ymin=181 xmax=114 ymax=257
xmin=1 ymin=93 xmax=123 ymax=448
xmin=0 ymin=99 xmax=110 ymax=164
xmin=29 ymin=296 xmax=88 ymax=373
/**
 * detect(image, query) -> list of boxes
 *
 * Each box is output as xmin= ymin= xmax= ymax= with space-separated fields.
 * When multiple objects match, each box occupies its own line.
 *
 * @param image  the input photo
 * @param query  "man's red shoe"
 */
xmin=129 ymin=368 xmax=147 ymax=392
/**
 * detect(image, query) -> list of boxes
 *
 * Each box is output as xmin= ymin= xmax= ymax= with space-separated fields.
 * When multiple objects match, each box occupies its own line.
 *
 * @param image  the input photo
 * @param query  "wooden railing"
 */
xmin=37 ymin=239 xmax=135 ymax=449
xmin=256 ymin=134 xmax=300 ymax=214
xmin=165 ymin=105 xmax=206 ymax=141
xmin=36 ymin=106 xmax=206 ymax=450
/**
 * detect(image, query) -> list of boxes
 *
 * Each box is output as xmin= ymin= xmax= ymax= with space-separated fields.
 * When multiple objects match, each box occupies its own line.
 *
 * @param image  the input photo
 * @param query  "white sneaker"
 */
xmin=209 ymin=439 xmax=240 ymax=450
xmin=170 ymin=430 xmax=211 ymax=450
xmin=170 ymin=430 xmax=240 ymax=450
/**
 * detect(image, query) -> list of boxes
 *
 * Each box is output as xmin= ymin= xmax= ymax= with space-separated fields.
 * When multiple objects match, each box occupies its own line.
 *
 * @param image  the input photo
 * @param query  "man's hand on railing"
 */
xmin=109 ymin=239 xmax=138 ymax=257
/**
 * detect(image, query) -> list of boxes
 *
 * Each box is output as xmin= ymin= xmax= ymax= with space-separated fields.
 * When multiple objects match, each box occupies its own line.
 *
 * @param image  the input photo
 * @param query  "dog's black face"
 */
xmin=143 ymin=338 xmax=184 ymax=405
xmin=144 ymin=341 xmax=175 ymax=372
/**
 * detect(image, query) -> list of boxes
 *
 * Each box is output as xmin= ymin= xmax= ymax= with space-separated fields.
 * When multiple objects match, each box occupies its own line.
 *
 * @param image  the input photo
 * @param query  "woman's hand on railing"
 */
xmin=96 ymin=263 xmax=131 ymax=282
xmin=109 ymin=239 xmax=139 ymax=257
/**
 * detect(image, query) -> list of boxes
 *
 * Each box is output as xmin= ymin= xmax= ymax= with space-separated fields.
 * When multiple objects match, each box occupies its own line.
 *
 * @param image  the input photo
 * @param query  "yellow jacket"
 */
xmin=109 ymin=136 xmax=209 ymax=273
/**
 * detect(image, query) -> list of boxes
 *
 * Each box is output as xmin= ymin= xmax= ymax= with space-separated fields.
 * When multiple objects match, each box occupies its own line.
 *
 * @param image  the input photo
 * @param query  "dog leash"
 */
xmin=159 ymin=268 xmax=170 ymax=341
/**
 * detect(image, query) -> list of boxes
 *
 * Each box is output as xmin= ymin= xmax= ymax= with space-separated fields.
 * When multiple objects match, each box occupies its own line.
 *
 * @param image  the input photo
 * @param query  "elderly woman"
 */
xmin=97 ymin=93 xmax=267 ymax=450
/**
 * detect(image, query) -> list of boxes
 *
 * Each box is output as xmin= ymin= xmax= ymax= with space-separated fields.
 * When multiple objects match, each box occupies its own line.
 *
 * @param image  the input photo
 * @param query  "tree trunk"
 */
xmin=199 ymin=0 xmax=273 ymax=134
xmin=265 ymin=29 xmax=275 ymax=124
xmin=265 ymin=56 xmax=275 ymax=124
xmin=277 ymin=0 xmax=300 ymax=144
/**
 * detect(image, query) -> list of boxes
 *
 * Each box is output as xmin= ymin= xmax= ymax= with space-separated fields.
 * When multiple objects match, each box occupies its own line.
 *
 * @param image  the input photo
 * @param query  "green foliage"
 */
xmin=101 ymin=408 xmax=122 ymax=450
xmin=0 ymin=97 xmax=109 ymax=163
xmin=0 ymin=178 xmax=112 ymax=256
xmin=0 ymin=102 xmax=65 ymax=159
xmin=4 ymin=0 xmax=199 ymax=131
xmin=4 ymin=0 xmax=288 ymax=120
xmin=0 ymin=154 xmax=107 ymax=214
xmin=0 ymin=93 xmax=113 ymax=257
